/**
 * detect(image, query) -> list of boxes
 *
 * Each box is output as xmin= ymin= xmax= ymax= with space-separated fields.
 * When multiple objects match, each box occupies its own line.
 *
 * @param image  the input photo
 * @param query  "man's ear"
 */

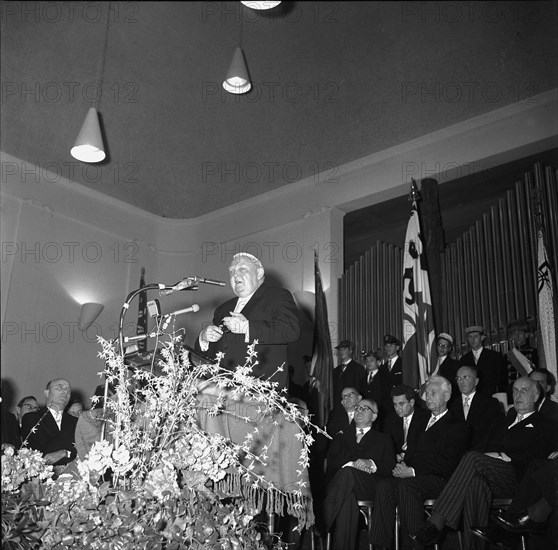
xmin=257 ymin=267 xmax=264 ymax=280
xmin=44 ymin=388 xmax=49 ymax=401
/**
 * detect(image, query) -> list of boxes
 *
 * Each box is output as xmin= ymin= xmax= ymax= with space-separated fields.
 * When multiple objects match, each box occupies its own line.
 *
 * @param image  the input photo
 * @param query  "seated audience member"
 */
xmin=332 ymin=340 xmax=366 ymax=407
xmin=472 ymin=453 xmax=558 ymax=545
xmin=383 ymin=384 xmax=429 ymax=463
xmin=1 ymin=402 xmax=20 ymax=450
xmin=21 ymin=378 xmax=78 ymax=470
xmin=449 ymin=365 xmax=503 ymax=449
xmin=67 ymin=399 xmax=84 ymax=418
xmin=75 ymin=384 xmax=115 ymax=461
xmin=323 ymin=399 xmax=396 ymax=550
xmin=506 ymin=319 xmax=539 ymax=379
xmin=411 ymin=376 xmax=556 ymax=550
xmin=326 ymin=387 xmax=362 ymax=443
xmin=430 ymin=333 xmax=461 ymax=401
xmin=460 ymin=325 xmax=509 ymax=408
xmin=362 ymin=350 xmax=391 ymax=425
xmin=16 ymin=395 xmax=39 ymax=427
xmin=529 ymin=368 xmax=558 ymax=423
xmin=370 ymin=376 xmax=470 ymax=550
xmin=382 ymin=334 xmax=403 ymax=389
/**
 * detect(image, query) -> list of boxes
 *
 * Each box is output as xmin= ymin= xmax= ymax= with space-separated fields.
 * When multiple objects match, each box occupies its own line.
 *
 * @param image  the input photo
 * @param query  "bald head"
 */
xmin=354 ymin=399 xmax=378 ymax=428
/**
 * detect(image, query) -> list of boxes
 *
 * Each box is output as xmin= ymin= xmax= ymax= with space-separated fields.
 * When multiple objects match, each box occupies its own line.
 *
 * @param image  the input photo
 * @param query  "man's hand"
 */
xmin=393 ymin=463 xmax=414 ymax=478
xmin=222 ymin=312 xmax=249 ymax=335
xmin=44 ymin=450 xmax=68 ymax=465
xmin=353 ymin=458 xmax=376 ymax=474
xmin=200 ymin=324 xmax=224 ymax=343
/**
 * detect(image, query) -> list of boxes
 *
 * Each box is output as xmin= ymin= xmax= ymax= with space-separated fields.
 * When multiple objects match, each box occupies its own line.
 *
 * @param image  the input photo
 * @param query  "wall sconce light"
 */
xmin=79 ymin=302 xmax=104 ymax=331
xmin=223 ymin=47 xmax=252 ymax=94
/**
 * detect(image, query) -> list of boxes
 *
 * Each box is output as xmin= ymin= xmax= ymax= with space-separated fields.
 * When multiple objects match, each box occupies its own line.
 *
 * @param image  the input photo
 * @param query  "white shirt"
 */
xmin=472 ymin=348 xmax=483 ymax=363
xmin=508 ymin=410 xmax=535 ymax=429
xmin=425 ymin=409 xmax=448 ymax=430
xmin=49 ymin=407 xmax=63 ymax=429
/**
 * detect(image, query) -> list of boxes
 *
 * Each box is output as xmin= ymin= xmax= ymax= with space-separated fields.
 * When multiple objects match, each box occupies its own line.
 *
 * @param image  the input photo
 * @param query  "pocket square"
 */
xmin=525 ymin=423 xmax=534 ymax=428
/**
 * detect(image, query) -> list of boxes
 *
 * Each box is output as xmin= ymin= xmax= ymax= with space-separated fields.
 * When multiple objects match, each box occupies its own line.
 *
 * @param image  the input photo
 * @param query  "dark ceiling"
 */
xmin=2 ymin=1 xmax=558 ymax=218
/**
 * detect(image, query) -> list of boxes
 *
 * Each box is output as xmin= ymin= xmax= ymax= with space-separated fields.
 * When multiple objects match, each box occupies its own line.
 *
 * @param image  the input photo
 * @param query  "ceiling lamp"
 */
xmin=71 ymin=5 xmax=110 ymax=163
xmin=240 ymin=1 xmax=281 ymax=9
xmin=223 ymin=47 xmax=252 ymax=94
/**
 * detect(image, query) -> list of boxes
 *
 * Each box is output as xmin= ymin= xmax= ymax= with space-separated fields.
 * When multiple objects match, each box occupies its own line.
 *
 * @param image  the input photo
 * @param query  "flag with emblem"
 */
xmin=537 ymin=228 xmax=557 ymax=385
xmin=311 ymin=251 xmax=334 ymax=427
xmin=402 ymin=183 xmax=435 ymax=389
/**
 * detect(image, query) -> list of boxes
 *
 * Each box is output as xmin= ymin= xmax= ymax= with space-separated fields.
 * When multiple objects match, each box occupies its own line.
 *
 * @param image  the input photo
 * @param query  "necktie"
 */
xmin=51 ymin=410 xmax=62 ymax=428
xmin=463 ymin=396 xmax=470 ymax=419
xmin=402 ymin=416 xmax=410 ymax=450
xmin=356 ymin=428 xmax=365 ymax=443
xmin=368 ymin=372 xmax=374 ymax=384
xmin=426 ymin=414 xmax=437 ymax=430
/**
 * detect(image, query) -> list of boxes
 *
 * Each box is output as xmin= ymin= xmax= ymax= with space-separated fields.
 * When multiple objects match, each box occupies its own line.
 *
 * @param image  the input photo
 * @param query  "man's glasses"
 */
xmin=354 ymin=405 xmax=376 ymax=413
xmin=22 ymin=404 xmax=39 ymax=410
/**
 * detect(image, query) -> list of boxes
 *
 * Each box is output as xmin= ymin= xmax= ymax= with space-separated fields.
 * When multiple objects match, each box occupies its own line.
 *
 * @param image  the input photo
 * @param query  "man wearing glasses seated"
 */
xmin=16 ymin=395 xmax=39 ymax=427
xmin=323 ymin=399 xmax=396 ymax=550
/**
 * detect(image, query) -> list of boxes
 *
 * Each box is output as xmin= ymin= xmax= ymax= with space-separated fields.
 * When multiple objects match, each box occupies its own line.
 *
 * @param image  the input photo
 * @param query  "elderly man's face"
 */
xmin=229 ymin=257 xmax=263 ymax=298
xmin=45 ymin=379 xmax=71 ymax=411
xmin=423 ymin=382 xmax=450 ymax=415
xmin=513 ymin=377 xmax=539 ymax=415
xmin=354 ymin=399 xmax=377 ymax=428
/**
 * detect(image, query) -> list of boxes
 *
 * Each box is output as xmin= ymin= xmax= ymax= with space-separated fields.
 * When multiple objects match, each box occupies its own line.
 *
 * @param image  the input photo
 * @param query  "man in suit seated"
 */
xmin=196 ymin=252 xmax=300 ymax=391
xmin=370 ymin=376 xmax=470 ymax=550
xmin=21 ymin=378 xmax=78 ymax=474
xmin=431 ymin=333 xmax=461 ymax=402
xmin=382 ymin=384 xmax=429 ymax=463
xmin=449 ymin=365 xmax=503 ymax=449
xmin=323 ymin=399 xmax=396 ymax=550
xmin=331 ymin=340 xmax=366 ymax=407
xmin=411 ymin=376 xmax=556 ymax=550
xmin=460 ymin=325 xmax=509 ymax=409
xmin=529 ymin=368 xmax=558 ymax=423
xmin=362 ymin=350 xmax=391 ymax=427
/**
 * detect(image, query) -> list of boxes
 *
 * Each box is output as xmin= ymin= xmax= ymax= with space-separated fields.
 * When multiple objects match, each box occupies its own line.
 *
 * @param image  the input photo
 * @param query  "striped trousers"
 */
xmin=430 ymin=450 xmax=518 ymax=549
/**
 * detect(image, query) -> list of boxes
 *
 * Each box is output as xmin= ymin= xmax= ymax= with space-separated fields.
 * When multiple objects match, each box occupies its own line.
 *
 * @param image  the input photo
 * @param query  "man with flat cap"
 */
xmin=460 ymin=325 xmax=509 ymax=408
xmin=196 ymin=252 xmax=300 ymax=391
xmin=331 ymin=340 xmax=366 ymax=408
xmin=431 ymin=332 xmax=461 ymax=402
xmin=383 ymin=334 xmax=403 ymax=389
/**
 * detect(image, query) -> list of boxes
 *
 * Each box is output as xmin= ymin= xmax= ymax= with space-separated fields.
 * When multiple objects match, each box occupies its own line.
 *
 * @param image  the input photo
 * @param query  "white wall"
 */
xmin=2 ymin=89 xmax=557 ymax=407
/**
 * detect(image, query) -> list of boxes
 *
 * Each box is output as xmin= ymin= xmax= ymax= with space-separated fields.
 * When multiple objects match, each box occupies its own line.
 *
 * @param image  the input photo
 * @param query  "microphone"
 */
xmin=159 ymin=278 xmax=198 ymax=296
xmin=162 ymin=304 xmax=200 ymax=330
xmin=196 ymin=277 xmax=226 ymax=287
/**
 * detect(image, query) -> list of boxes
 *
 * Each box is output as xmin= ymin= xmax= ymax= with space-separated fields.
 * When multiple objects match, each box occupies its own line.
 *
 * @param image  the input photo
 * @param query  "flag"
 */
xmin=137 ymin=267 xmax=147 ymax=352
xmin=537 ymin=229 xmax=557 ymax=385
xmin=402 ymin=201 xmax=436 ymax=389
xmin=311 ymin=251 xmax=334 ymax=427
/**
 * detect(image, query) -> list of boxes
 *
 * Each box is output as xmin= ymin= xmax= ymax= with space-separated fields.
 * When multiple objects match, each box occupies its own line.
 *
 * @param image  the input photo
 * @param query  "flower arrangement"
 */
xmin=2 ymin=337 xmax=319 ymax=549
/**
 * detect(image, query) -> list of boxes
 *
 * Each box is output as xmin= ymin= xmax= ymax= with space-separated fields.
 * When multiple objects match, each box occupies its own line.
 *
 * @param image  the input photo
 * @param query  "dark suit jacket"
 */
xmin=196 ymin=284 xmax=300 ymax=390
xmin=404 ymin=410 xmax=471 ymax=480
xmin=1 ymin=404 xmax=21 ymax=448
xmin=384 ymin=356 xmax=403 ymax=389
xmin=21 ymin=409 xmax=78 ymax=465
xmin=363 ymin=365 xmax=392 ymax=422
xmin=449 ymin=391 xmax=503 ymax=449
xmin=331 ymin=359 xmax=366 ymax=406
xmin=382 ymin=407 xmax=430 ymax=456
xmin=460 ymin=348 xmax=509 ymax=397
xmin=326 ymin=423 xmax=396 ymax=481
xmin=326 ymin=406 xmax=354 ymax=438
xmin=538 ymin=397 xmax=558 ymax=424
xmin=481 ymin=409 xmax=556 ymax=479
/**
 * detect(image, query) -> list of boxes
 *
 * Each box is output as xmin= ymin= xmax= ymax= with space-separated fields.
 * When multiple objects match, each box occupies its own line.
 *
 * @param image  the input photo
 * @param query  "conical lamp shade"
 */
xmin=223 ymin=47 xmax=251 ymax=94
xmin=79 ymin=302 xmax=104 ymax=330
xmin=71 ymin=107 xmax=106 ymax=163
xmin=241 ymin=1 xmax=281 ymax=9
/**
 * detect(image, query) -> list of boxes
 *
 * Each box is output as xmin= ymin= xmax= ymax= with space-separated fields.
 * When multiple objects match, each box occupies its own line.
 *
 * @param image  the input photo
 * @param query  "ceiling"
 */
xmin=2 ymin=1 xmax=558 ymax=219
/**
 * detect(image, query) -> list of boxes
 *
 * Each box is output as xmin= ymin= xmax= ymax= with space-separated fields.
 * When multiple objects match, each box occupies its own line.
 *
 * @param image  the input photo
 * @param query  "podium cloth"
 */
xmin=197 ymin=386 xmax=314 ymax=527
